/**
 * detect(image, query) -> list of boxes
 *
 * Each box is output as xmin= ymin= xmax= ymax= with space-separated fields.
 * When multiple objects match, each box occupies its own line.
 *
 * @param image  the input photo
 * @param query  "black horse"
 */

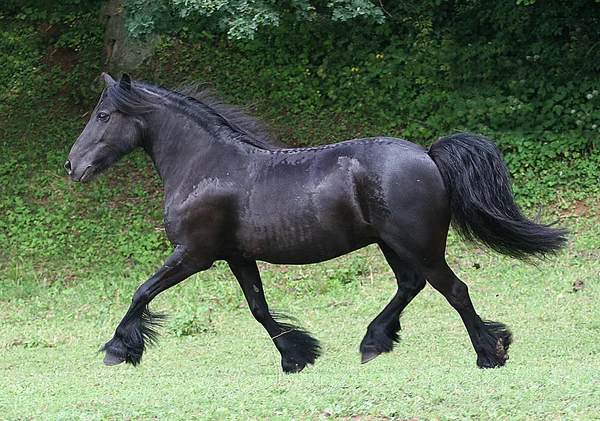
xmin=65 ymin=74 xmax=567 ymax=373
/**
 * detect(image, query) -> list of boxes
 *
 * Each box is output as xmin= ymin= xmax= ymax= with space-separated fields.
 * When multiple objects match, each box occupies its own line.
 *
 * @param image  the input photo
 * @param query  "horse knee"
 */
xmin=132 ymin=287 xmax=150 ymax=305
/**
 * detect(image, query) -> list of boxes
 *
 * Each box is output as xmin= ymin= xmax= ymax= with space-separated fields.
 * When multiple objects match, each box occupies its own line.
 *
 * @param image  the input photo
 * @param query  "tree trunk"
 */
xmin=101 ymin=0 xmax=158 ymax=77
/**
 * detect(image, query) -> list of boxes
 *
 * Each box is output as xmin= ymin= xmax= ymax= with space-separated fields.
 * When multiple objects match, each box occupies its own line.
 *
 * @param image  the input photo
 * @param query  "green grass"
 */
xmin=2 ymin=93 xmax=600 ymax=420
xmin=1 ymin=231 xmax=600 ymax=420
xmin=1 ymin=87 xmax=599 ymax=421
xmin=2 ymin=14 xmax=600 ymax=420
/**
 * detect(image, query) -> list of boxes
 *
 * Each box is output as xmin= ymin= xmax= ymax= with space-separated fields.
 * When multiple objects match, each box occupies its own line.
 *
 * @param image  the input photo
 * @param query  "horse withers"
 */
xmin=65 ymin=74 xmax=567 ymax=373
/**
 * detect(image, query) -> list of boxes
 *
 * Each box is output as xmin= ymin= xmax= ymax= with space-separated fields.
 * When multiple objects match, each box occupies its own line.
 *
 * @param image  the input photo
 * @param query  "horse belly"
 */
xmin=236 ymin=195 xmax=374 ymax=265
xmin=248 ymin=234 xmax=374 ymax=265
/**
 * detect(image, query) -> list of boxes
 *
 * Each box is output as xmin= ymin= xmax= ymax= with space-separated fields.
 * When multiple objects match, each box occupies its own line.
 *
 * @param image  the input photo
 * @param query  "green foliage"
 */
xmin=0 ymin=21 xmax=41 ymax=111
xmin=1 ymin=10 xmax=600 ymax=420
xmin=1 ymin=0 xmax=599 ymax=298
xmin=0 ymin=2 xmax=103 ymax=113
xmin=152 ymin=0 xmax=599 ymax=204
xmin=0 ymin=16 xmax=163 ymax=279
xmin=124 ymin=0 xmax=386 ymax=39
xmin=5 ymin=0 xmax=104 ymax=50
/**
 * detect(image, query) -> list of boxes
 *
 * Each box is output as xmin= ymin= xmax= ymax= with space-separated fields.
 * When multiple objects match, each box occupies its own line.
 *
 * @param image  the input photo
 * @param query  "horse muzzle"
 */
xmin=64 ymin=159 xmax=95 ymax=183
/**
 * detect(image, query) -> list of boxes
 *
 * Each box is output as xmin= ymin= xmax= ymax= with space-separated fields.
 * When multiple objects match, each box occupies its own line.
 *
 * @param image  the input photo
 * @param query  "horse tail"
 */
xmin=428 ymin=133 xmax=567 ymax=259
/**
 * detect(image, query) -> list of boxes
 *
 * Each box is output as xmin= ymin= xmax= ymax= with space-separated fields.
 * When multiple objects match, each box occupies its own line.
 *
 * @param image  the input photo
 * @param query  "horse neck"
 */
xmin=141 ymin=106 xmax=247 ymax=190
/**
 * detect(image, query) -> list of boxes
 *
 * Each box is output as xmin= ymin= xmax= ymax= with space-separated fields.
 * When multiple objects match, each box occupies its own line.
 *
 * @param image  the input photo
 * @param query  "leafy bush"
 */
xmin=152 ymin=0 xmax=599 ymax=205
xmin=124 ymin=0 xmax=385 ymax=40
xmin=0 ymin=20 xmax=41 ymax=112
xmin=1 ymin=0 xmax=598 ymax=293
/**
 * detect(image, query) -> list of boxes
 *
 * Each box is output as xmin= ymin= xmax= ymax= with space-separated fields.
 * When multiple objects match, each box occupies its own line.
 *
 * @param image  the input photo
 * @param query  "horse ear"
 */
xmin=102 ymin=72 xmax=116 ymax=87
xmin=120 ymin=73 xmax=132 ymax=91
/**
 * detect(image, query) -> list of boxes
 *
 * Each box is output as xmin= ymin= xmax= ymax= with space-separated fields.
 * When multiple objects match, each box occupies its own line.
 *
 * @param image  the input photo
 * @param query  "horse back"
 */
xmin=235 ymin=138 xmax=448 ymax=263
xmin=165 ymin=137 xmax=449 ymax=265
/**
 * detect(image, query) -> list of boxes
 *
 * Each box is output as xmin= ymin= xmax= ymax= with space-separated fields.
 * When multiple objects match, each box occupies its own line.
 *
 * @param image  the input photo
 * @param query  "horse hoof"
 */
xmin=103 ymin=352 xmax=125 ymax=366
xmin=282 ymin=361 xmax=305 ymax=374
xmin=360 ymin=350 xmax=380 ymax=364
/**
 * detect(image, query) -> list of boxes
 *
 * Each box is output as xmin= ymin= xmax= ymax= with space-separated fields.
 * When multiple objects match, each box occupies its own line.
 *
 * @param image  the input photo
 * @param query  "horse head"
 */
xmin=64 ymin=73 xmax=147 ymax=182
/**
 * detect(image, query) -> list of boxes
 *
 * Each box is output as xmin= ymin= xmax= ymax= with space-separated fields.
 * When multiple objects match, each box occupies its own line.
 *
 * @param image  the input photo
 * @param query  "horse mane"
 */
xmin=104 ymin=78 xmax=281 ymax=151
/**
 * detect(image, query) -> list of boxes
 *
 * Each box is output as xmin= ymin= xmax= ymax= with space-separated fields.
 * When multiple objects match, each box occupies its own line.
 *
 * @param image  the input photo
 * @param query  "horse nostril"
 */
xmin=64 ymin=160 xmax=73 ymax=175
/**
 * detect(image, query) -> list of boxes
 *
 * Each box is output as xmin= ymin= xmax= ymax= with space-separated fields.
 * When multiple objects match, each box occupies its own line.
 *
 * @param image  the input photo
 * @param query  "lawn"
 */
xmin=1 ymin=216 xmax=599 ymax=420
xmin=1 ymin=93 xmax=599 ymax=421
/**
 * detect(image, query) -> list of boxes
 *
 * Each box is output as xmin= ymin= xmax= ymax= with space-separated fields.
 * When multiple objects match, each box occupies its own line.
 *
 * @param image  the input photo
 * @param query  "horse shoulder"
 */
xmin=163 ymin=180 xmax=242 ymax=250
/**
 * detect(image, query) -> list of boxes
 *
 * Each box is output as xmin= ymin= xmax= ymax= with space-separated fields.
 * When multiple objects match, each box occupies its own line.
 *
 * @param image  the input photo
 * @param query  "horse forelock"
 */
xmin=106 ymin=78 xmax=280 ymax=150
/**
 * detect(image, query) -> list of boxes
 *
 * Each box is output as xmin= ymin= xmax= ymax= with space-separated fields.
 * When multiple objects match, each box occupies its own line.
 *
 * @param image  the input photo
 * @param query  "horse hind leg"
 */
xmin=227 ymin=258 xmax=321 ymax=373
xmin=359 ymin=243 xmax=426 ymax=363
xmin=423 ymin=261 xmax=513 ymax=368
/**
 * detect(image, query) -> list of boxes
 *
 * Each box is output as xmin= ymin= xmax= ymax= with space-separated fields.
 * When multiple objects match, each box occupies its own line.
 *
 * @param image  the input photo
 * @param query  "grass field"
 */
xmin=2 ymin=103 xmax=600 ymax=420
xmin=2 ymin=195 xmax=599 ymax=420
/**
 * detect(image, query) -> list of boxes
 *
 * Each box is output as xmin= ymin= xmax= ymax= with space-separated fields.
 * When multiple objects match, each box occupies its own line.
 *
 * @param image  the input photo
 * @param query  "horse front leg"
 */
xmin=227 ymin=258 xmax=321 ymax=373
xmin=102 ymin=246 xmax=208 ymax=366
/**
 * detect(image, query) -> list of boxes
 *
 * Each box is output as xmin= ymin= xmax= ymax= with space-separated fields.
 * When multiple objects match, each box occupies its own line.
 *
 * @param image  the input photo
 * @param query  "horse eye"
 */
xmin=98 ymin=112 xmax=110 ymax=122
